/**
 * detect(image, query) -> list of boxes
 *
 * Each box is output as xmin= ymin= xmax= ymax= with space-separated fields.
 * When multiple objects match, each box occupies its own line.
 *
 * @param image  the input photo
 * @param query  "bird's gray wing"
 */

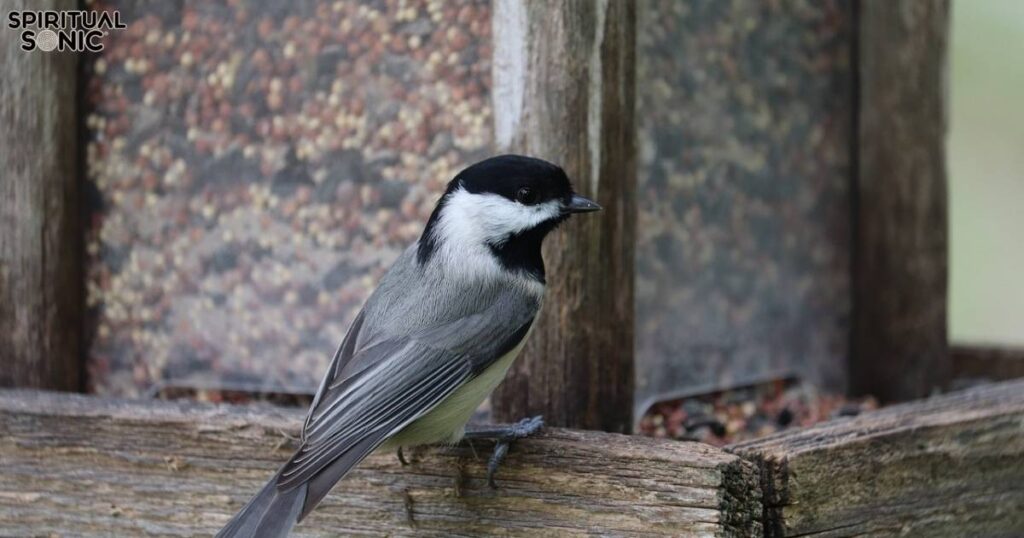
xmin=300 ymin=309 xmax=366 ymax=437
xmin=278 ymin=293 xmax=536 ymax=520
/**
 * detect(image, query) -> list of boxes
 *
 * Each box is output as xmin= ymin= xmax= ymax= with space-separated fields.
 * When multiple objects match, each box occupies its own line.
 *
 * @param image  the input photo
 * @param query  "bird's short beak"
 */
xmin=565 ymin=194 xmax=601 ymax=214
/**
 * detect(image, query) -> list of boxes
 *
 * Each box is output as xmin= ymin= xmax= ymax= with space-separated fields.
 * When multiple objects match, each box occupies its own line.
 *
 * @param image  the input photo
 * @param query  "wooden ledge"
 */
xmin=4 ymin=381 xmax=1022 ymax=536
xmin=0 ymin=390 xmax=761 ymax=537
xmin=730 ymin=379 xmax=1024 ymax=537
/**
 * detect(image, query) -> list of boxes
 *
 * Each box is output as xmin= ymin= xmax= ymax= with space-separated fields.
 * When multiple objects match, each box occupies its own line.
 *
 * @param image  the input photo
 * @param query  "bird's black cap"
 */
xmin=453 ymin=154 xmax=573 ymax=206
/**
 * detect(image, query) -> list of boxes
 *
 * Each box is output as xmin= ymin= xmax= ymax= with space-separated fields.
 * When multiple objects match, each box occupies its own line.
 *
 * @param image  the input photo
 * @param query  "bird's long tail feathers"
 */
xmin=216 ymin=470 xmax=306 ymax=538
xmin=217 ymin=433 xmax=386 ymax=537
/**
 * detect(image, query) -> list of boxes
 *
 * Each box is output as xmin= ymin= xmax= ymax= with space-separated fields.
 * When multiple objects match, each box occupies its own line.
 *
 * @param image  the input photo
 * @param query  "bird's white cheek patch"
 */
xmin=429 ymin=188 xmax=555 ymax=293
xmin=440 ymin=189 xmax=561 ymax=244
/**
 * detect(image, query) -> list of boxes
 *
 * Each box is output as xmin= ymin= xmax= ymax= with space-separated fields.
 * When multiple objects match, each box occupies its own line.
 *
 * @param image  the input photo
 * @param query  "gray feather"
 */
xmin=278 ymin=349 xmax=471 ymax=489
xmin=216 ymin=471 xmax=306 ymax=538
xmin=300 ymin=434 xmax=384 ymax=521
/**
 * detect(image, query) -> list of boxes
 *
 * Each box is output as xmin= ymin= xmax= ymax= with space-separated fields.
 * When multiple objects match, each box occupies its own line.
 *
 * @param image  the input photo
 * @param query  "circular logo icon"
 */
xmin=36 ymin=29 xmax=58 ymax=52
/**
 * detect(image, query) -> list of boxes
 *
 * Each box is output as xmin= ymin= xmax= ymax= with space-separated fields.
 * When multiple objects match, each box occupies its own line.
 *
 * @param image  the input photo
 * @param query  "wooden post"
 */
xmin=0 ymin=0 xmax=84 ymax=391
xmin=490 ymin=0 xmax=636 ymax=433
xmin=851 ymin=0 xmax=950 ymax=402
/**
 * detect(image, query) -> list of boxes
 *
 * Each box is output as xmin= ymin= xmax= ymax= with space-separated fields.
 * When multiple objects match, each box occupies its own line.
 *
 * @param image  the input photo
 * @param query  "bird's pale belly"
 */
xmin=381 ymin=334 xmax=529 ymax=449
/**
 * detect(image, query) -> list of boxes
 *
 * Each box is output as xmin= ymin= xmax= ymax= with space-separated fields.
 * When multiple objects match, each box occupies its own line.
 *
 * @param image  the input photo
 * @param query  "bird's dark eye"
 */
xmin=515 ymin=186 xmax=537 ymax=205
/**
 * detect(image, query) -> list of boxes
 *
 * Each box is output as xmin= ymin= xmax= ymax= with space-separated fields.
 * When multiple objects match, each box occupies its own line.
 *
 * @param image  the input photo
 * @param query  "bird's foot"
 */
xmin=463 ymin=416 xmax=544 ymax=488
xmin=397 ymin=446 xmax=409 ymax=466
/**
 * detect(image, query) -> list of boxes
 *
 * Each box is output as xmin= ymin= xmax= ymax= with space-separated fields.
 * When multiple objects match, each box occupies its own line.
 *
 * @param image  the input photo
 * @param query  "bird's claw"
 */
xmin=504 ymin=415 xmax=544 ymax=440
xmin=397 ymin=446 xmax=409 ymax=466
xmin=486 ymin=442 xmax=510 ymax=488
xmin=465 ymin=416 xmax=544 ymax=489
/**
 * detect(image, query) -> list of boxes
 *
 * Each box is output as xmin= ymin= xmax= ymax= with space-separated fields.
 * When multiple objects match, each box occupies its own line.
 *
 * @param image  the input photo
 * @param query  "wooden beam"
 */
xmin=731 ymin=379 xmax=1024 ymax=537
xmin=0 ymin=0 xmax=84 ymax=391
xmin=0 ymin=390 xmax=762 ymax=536
xmin=952 ymin=344 xmax=1024 ymax=382
xmin=490 ymin=0 xmax=637 ymax=433
xmin=850 ymin=0 xmax=951 ymax=401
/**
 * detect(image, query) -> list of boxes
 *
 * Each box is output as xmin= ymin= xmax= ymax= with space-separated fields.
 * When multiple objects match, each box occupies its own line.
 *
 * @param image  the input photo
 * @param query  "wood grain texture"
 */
xmin=0 ymin=390 xmax=762 ymax=537
xmin=850 ymin=0 xmax=950 ymax=402
xmin=490 ymin=0 xmax=637 ymax=433
xmin=731 ymin=379 xmax=1024 ymax=537
xmin=0 ymin=0 xmax=84 ymax=391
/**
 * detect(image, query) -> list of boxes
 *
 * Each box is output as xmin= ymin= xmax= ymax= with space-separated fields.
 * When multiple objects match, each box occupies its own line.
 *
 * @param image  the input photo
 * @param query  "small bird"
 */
xmin=218 ymin=154 xmax=600 ymax=537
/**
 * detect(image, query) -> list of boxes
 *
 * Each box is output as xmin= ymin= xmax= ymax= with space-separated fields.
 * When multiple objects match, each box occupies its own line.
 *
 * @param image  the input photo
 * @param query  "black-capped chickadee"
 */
xmin=218 ymin=154 xmax=600 ymax=537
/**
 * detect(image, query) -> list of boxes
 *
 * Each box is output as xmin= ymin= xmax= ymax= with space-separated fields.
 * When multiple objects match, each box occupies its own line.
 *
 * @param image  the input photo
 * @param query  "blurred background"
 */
xmin=84 ymin=0 xmax=496 ymax=399
xmin=948 ymin=0 xmax=1024 ymax=348
xmin=5 ymin=0 xmax=1020 ymax=443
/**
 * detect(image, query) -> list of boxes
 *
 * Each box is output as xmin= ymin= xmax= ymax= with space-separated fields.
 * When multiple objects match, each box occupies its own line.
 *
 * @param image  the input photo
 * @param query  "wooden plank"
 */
xmin=952 ymin=344 xmax=1024 ymax=382
xmin=731 ymin=379 xmax=1024 ymax=537
xmin=0 ymin=390 xmax=762 ymax=537
xmin=0 ymin=0 xmax=84 ymax=391
xmin=490 ymin=0 xmax=637 ymax=433
xmin=850 ymin=0 xmax=951 ymax=401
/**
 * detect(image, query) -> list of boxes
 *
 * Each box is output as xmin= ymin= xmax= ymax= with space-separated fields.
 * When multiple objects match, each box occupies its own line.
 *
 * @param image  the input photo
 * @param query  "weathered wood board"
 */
xmin=731 ymin=379 xmax=1024 ymax=537
xmin=2 ymin=382 xmax=1022 ymax=537
xmin=0 ymin=0 xmax=83 ymax=391
xmin=0 ymin=390 xmax=761 ymax=537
